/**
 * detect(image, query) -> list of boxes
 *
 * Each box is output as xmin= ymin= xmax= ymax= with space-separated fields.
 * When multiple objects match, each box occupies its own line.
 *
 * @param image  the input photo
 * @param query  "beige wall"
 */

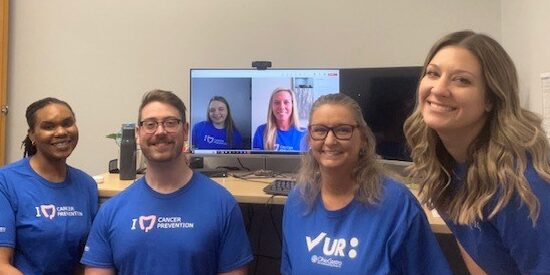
xmin=6 ymin=0 xmax=501 ymax=175
xmin=501 ymin=0 xmax=550 ymax=114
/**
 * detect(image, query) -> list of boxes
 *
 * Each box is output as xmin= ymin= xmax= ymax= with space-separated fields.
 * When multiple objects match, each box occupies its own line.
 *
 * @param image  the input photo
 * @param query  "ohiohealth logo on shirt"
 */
xmin=34 ymin=204 xmax=83 ymax=219
xmin=130 ymin=215 xmax=194 ymax=232
xmin=306 ymin=232 xmax=360 ymax=269
xmin=204 ymin=135 xmax=226 ymax=146
xmin=274 ymin=144 xmax=296 ymax=151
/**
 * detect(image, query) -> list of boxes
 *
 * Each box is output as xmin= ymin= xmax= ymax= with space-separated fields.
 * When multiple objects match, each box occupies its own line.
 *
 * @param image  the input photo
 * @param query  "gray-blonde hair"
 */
xmin=297 ymin=93 xmax=384 ymax=210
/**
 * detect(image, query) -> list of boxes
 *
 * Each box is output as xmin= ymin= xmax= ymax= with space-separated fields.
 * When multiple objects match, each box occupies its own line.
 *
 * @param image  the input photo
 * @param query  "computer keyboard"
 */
xmin=263 ymin=179 xmax=296 ymax=196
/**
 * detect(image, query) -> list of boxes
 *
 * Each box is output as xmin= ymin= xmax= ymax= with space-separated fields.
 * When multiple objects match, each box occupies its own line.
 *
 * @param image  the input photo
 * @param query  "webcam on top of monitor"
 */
xmin=252 ymin=61 xmax=272 ymax=70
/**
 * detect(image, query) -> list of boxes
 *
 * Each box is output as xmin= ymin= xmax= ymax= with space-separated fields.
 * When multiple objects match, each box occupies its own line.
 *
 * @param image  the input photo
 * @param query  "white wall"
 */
xmin=501 ymin=0 xmax=550 ymax=115
xmin=6 ymin=0 xmax=501 ymax=175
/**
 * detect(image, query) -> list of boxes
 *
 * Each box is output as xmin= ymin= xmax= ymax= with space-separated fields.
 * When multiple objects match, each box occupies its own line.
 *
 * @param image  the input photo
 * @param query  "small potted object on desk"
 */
xmin=106 ymin=126 xmax=145 ymax=179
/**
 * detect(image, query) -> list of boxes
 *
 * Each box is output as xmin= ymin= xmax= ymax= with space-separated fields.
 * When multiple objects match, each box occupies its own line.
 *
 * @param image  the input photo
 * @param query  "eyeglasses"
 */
xmin=139 ymin=118 xmax=182 ymax=134
xmin=308 ymin=124 xmax=357 ymax=141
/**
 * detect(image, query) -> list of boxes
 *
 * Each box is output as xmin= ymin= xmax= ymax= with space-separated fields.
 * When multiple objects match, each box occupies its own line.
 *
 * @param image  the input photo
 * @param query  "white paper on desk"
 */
xmin=541 ymin=72 xmax=550 ymax=138
xmin=93 ymin=175 xmax=104 ymax=183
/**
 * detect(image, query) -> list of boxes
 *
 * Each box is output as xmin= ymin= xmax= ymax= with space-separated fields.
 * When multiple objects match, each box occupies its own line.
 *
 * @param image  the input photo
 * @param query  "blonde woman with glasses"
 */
xmin=281 ymin=93 xmax=451 ymax=274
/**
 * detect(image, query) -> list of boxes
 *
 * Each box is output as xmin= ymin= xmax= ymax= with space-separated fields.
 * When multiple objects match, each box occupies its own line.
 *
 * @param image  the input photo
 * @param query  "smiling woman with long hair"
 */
xmin=191 ymin=96 xmax=242 ymax=149
xmin=404 ymin=30 xmax=550 ymax=274
xmin=0 ymin=97 xmax=98 ymax=274
xmin=253 ymin=87 xmax=305 ymax=151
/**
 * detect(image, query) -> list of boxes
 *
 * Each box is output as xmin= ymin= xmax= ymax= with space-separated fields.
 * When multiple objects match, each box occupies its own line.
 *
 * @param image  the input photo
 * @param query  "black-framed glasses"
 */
xmin=308 ymin=124 xmax=358 ymax=141
xmin=139 ymin=118 xmax=182 ymax=134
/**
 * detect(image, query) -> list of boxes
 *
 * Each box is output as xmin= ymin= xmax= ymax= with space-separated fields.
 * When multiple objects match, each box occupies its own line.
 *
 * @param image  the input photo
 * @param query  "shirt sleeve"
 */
xmin=494 ymin=188 xmax=550 ymax=273
xmin=394 ymin=207 xmax=452 ymax=275
xmin=217 ymin=202 xmax=253 ymax=273
xmin=89 ymin=180 xmax=99 ymax=220
xmin=280 ymin=237 xmax=291 ymax=275
xmin=80 ymin=206 xmax=115 ymax=268
xmin=252 ymin=126 xmax=264 ymax=150
xmin=280 ymin=198 xmax=292 ymax=275
xmin=0 ymin=180 xmax=16 ymax=248
xmin=299 ymin=130 xmax=309 ymax=151
xmin=191 ymin=122 xmax=199 ymax=148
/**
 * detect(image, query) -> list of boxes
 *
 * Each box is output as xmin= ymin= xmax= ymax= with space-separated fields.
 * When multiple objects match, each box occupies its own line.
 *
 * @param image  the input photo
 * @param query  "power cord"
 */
xmin=237 ymin=158 xmax=251 ymax=171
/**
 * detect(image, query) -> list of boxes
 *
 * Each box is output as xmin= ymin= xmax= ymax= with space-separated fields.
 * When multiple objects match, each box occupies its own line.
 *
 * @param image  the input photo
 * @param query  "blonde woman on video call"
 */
xmin=252 ymin=87 xmax=306 ymax=151
xmin=404 ymin=30 xmax=550 ymax=274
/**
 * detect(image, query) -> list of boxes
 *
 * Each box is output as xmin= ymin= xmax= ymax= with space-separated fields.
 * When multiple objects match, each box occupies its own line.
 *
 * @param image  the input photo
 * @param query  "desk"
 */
xmin=94 ymin=172 xmax=450 ymax=234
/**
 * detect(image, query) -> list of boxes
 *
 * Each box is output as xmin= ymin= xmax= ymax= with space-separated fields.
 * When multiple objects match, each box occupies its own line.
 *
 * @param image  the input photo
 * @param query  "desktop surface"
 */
xmin=94 ymin=172 xmax=449 ymax=234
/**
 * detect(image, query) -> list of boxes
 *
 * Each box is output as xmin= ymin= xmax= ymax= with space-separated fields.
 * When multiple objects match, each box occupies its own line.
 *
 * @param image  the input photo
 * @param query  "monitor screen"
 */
xmin=340 ymin=66 xmax=422 ymax=162
xmin=189 ymin=69 xmax=341 ymax=156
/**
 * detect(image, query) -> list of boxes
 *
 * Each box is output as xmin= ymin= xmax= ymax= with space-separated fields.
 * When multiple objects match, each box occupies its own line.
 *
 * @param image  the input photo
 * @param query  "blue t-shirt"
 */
xmin=281 ymin=177 xmax=451 ymax=274
xmin=0 ymin=158 xmax=99 ymax=275
xmin=443 ymin=161 xmax=550 ymax=275
xmin=252 ymin=123 xmax=306 ymax=151
xmin=192 ymin=121 xmax=243 ymax=149
xmin=81 ymin=172 xmax=253 ymax=274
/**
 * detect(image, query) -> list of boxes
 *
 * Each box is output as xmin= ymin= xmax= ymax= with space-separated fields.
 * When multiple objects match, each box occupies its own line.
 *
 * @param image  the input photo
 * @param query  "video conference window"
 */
xmin=190 ymin=69 xmax=340 ymax=155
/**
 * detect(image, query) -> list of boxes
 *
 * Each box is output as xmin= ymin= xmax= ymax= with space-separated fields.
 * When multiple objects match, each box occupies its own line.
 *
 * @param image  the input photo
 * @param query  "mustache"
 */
xmin=149 ymin=137 xmax=173 ymax=145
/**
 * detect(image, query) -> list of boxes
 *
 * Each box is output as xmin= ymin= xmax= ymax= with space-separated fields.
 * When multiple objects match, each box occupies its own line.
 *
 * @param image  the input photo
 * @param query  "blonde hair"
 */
xmin=264 ymin=87 xmax=301 ymax=150
xmin=297 ymin=93 xmax=384 ymax=210
xmin=404 ymin=30 xmax=550 ymax=225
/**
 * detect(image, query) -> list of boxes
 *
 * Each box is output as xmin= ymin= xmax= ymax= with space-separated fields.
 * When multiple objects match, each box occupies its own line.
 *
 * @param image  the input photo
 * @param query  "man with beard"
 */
xmin=81 ymin=90 xmax=252 ymax=275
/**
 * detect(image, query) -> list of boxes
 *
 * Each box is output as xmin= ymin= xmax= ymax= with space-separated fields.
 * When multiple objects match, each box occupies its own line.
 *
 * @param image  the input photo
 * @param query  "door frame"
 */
xmin=0 ymin=0 xmax=8 ymax=166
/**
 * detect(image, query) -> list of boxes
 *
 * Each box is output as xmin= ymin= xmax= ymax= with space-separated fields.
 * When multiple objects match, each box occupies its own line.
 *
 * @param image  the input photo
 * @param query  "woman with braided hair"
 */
xmin=0 ymin=97 xmax=98 ymax=274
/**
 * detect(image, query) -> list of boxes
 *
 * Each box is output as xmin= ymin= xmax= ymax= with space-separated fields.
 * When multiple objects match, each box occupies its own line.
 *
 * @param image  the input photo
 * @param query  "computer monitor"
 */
xmin=190 ymin=66 xmax=421 ymax=166
xmin=340 ymin=66 xmax=422 ymax=162
xmin=189 ymin=69 xmax=340 ymax=157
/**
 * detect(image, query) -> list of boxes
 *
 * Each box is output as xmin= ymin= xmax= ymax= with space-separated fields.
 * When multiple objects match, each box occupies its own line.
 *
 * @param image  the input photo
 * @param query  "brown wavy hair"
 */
xmin=404 ymin=30 xmax=550 ymax=225
xmin=297 ymin=93 xmax=384 ymax=210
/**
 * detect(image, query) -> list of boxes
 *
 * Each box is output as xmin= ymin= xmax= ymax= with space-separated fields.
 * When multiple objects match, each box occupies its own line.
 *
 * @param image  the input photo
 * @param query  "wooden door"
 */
xmin=0 ymin=0 xmax=8 ymax=166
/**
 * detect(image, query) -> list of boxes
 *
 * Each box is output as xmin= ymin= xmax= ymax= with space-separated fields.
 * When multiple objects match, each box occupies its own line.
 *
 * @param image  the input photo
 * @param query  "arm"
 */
xmin=191 ymin=123 xmax=198 ymax=148
xmin=252 ymin=124 xmax=266 ymax=150
xmin=457 ymin=241 xmax=487 ymax=275
xmin=395 ymin=204 xmax=452 ymax=275
xmin=84 ymin=266 xmax=115 ymax=275
xmin=217 ymin=203 xmax=253 ymax=274
xmin=219 ymin=265 xmax=247 ymax=275
xmin=280 ymin=210 xmax=291 ymax=275
xmin=0 ymin=247 xmax=23 ymax=275
xmin=0 ymin=182 xmax=20 ymax=275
